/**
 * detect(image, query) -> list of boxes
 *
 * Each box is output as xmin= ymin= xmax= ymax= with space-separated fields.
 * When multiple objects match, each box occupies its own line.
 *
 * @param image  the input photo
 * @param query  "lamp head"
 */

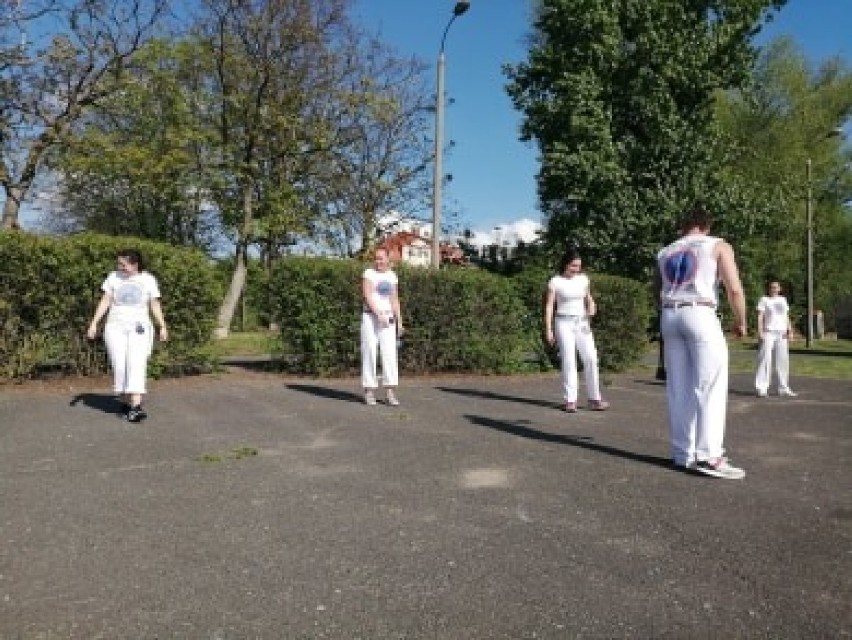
xmin=453 ymin=1 xmax=471 ymax=16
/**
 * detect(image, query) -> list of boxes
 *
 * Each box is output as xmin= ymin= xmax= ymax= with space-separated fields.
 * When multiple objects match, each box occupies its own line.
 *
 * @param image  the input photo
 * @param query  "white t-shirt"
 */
xmin=757 ymin=295 xmax=790 ymax=332
xmin=102 ymin=271 xmax=161 ymax=324
xmin=548 ymin=274 xmax=589 ymax=316
xmin=363 ymin=268 xmax=397 ymax=315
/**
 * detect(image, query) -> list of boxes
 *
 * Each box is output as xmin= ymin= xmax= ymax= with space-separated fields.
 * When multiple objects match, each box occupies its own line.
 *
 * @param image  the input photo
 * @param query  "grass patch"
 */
xmin=199 ymin=446 xmax=260 ymax=463
xmin=725 ymin=338 xmax=852 ymax=380
xmin=212 ymin=331 xmax=279 ymax=357
xmin=635 ymin=338 xmax=852 ymax=380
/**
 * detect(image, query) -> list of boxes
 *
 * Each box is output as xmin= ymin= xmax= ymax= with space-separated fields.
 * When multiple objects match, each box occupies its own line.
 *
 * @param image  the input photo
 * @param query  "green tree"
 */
xmin=505 ymin=0 xmax=785 ymax=279
xmin=48 ymin=38 xmax=222 ymax=251
xmin=197 ymin=0 xmax=349 ymax=337
xmin=309 ymin=38 xmax=435 ymax=256
xmin=715 ymin=36 xmax=852 ymax=325
xmin=0 ymin=0 xmax=168 ymax=230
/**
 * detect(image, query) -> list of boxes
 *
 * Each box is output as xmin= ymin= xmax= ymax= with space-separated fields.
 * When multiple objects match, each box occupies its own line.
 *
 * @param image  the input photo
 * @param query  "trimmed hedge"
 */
xmin=0 ymin=232 xmax=219 ymax=381
xmin=270 ymin=258 xmax=535 ymax=376
xmin=511 ymin=266 xmax=652 ymax=373
xmin=269 ymin=258 xmax=649 ymax=376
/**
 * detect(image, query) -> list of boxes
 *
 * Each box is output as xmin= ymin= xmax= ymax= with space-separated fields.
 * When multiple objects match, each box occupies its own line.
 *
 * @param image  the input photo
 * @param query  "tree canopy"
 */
xmin=505 ymin=0 xmax=787 ymax=278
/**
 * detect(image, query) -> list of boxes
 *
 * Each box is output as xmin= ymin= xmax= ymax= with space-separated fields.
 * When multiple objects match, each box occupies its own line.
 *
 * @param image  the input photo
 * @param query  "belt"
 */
xmin=662 ymin=300 xmax=715 ymax=309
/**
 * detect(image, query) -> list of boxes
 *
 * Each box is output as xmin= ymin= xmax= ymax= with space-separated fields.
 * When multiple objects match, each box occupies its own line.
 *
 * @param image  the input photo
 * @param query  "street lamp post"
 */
xmin=805 ymin=158 xmax=814 ymax=348
xmin=431 ymin=1 xmax=470 ymax=269
xmin=804 ymin=127 xmax=843 ymax=348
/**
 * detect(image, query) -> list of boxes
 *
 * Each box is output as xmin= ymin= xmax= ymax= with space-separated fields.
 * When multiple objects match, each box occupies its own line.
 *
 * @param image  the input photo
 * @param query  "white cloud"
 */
xmin=464 ymin=217 xmax=543 ymax=247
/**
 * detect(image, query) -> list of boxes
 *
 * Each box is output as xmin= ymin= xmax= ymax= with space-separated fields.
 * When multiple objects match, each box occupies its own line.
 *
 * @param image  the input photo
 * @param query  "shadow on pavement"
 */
xmin=729 ymin=387 xmax=760 ymax=397
xmin=465 ymin=414 xmax=675 ymax=471
xmin=437 ymin=386 xmax=562 ymax=410
xmin=789 ymin=347 xmax=852 ymax=357
xmin=69 ymin=393 xmax=123 ymax=415
xmin=287 ymin=384 xmax=363 ymax=403
xmin=633 ymin=379 xmax=666 ymax=387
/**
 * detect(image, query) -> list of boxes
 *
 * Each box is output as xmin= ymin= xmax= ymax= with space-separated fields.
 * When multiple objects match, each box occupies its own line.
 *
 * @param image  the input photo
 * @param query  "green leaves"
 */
xmin=0 ymin=232 xmax=219 ymax=381
xmin=506 ymin=0 xmax=787 ymax=278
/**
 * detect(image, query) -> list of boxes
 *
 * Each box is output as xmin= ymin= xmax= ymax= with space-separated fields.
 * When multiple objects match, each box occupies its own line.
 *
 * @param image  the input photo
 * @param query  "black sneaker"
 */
xmin=127 ymin=405 xmax=148 ymax=423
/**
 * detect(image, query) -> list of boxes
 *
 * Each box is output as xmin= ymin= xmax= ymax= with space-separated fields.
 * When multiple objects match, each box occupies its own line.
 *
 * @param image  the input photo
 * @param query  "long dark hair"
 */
xmin=116 ymin=249 xmax=146 ymax=272
xmin=557 ymin=245 xmax=582 ymax=274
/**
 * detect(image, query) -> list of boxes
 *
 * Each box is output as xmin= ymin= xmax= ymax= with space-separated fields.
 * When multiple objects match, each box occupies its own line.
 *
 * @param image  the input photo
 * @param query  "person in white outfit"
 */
xmin=87 ymin=249 xmax=168 ymax=422
xmin=656 ymin=206 xmax=747 ymax=480
xmin=755 ymin=281 xmax=796 ymax=397
xmin=544 ymin=248 xmax=609 ymax=413
xmin=361 ymin=248 xmax=404 ymax=406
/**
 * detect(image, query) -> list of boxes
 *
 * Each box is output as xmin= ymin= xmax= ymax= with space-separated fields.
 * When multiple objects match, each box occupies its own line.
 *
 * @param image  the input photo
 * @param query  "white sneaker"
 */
xmin=385 ymin=390 xmax=400 ymax=406
xmin=756 ymin=389 xmax=767 ymax=398
xmin=364 ymin=390 xmax=377 ymax=406
xmin=695 ymin=457 xmax=745 ymax=480
xmin=779 ymin=388 xmax=798 ymax=397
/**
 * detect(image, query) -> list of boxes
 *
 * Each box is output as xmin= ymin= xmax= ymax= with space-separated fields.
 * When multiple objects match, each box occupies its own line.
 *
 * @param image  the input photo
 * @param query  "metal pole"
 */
xmin=431 ymin=50 xmax=445 ymax=269
xmin=806 ymin=158 xmax=813 ymax=348
xmin=655 ymin=310 xmax=666 ymax=381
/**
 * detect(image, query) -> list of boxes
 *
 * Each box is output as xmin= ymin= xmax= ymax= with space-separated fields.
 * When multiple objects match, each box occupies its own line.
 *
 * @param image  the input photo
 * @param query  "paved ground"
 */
xmin=0 ymin=368 xmax=850 ymax=639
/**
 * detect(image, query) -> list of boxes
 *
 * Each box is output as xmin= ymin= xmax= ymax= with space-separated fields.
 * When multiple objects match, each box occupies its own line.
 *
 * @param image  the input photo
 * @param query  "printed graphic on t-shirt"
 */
xmin=114 ymin=280 xmax=147 ymax=306
xmin=772 ymin=301 xmax=785 ymax=315
xmin=663 ymin=249 xmax=698 ymax=288
xmin=375 ymin=279 xmax=393 ymax=297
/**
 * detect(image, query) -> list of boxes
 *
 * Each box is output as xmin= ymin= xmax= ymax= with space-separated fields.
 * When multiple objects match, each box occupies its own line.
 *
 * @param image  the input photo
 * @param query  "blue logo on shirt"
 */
xmin=663 ymin=250 xmax=698 ymax=287
xmin=376 ymin=280 xmax=393 ymax=297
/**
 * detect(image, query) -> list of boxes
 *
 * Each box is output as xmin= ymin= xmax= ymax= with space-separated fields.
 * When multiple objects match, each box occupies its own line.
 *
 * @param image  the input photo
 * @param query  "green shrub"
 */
xmin=270 ymin=257 xmax=363 ymax=375
xmin=270 ymin=258 xmax=535 ymax=375
xmin=399 ymin=267 xmax=534 ymax=374
xmin=0 ymin=232 xmax=219 ymax=381
xmin=511 ymin=266 xmax=652 ymax=372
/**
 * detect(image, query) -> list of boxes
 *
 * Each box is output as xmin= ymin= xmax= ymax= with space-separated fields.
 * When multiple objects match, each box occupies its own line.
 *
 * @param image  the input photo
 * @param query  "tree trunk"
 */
xmin=215 ymin=242 xmax=248 ymax=339
xmin=214 ymin=184 xmax=253 ymax=338
xmin=1 ymin=187 xmax=24 ymax=229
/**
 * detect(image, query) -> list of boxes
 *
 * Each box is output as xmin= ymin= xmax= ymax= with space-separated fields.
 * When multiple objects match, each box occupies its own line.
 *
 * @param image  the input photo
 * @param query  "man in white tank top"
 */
xmin=656 ymin=206 xmax=748 ymax=479
xmin=755 ymin=280 xmax=796 ymax=397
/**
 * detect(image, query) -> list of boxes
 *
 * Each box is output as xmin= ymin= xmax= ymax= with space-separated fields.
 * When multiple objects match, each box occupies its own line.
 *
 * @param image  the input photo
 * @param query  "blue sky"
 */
xmin=352 ymin=0 xmax=852 ymax=235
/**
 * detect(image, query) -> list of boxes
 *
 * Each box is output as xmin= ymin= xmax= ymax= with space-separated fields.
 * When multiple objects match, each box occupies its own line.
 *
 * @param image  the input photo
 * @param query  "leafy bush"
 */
xmin=269 ymin=258 xmax=535 ymax=375
xmin=511 ymin=266 xmax=652 ymax=372
xmin=0 ymin=232 xmax=219 ymax=381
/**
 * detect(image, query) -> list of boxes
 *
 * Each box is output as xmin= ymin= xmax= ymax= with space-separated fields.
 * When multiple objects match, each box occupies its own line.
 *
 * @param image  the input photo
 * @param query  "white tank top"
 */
xmin=548 ymin=274 xmax=588 ymax=316
xmin=657 ymin=235 xmax=721 ymax=305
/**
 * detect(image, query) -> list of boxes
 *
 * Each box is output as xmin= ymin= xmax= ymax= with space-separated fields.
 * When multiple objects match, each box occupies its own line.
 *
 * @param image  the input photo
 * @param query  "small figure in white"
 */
xmin=755 ymin=280 xmax=797 ymax=398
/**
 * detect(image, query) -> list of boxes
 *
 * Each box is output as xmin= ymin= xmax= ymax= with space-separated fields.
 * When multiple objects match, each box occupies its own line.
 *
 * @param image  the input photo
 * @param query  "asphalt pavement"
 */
xmin=0 ymin=368 xmax=850 ymax=639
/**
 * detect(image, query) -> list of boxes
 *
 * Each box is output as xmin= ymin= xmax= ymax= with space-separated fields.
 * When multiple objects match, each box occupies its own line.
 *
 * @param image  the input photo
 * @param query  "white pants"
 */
xmin=555 ymin=316 xmax=602 ymax=403
xmin=755 ymin=331 xmax=790 ymax=393
xmin=661 ymin=306 xmax=728 ymax=466
xmin=361 ymin=312 xmax=398 ymax=389
xmin=104 ymin=320 xmax=154 ymax=395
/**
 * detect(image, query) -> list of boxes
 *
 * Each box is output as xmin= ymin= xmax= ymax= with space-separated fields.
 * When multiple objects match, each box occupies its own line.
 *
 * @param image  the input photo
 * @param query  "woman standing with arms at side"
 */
xmin=86 ymin=249 xmax=168 ymax=422
xmin=755 ymin=280 xmax=797 ymax=397
xmin=544 ymin=248 xmax=609 ymax=413
xmin=361 ymin=248 xmax=404 ymax=406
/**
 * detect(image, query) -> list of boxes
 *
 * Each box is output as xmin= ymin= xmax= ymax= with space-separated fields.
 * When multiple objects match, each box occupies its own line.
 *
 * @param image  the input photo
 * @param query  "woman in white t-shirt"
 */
xmin=755 ymin=280 xmax=796 ymax=397
xmin=86 ymin=250 xmax=168 ymax=422
xmin=361 ymin=248 xmax=404 ymax=406
xmin=544 ymin=248 xmax=609 ymax=413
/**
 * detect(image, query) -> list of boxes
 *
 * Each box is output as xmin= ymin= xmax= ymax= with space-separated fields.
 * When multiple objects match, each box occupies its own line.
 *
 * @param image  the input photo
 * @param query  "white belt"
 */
xmin=662 ymin=300 xmax=715 ymax=309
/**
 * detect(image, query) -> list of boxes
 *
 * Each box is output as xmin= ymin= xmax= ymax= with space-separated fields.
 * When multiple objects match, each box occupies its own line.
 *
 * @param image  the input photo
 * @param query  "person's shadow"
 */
xmin=437 ymin=386 xmax=563 ymax=410
xmin=70 ymin=393 xmax=124 ymax=416
xmin=286 ymin=384 xmax=363 ymax=403
xmin=465 ymin=414 xmax=677 ymax=471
